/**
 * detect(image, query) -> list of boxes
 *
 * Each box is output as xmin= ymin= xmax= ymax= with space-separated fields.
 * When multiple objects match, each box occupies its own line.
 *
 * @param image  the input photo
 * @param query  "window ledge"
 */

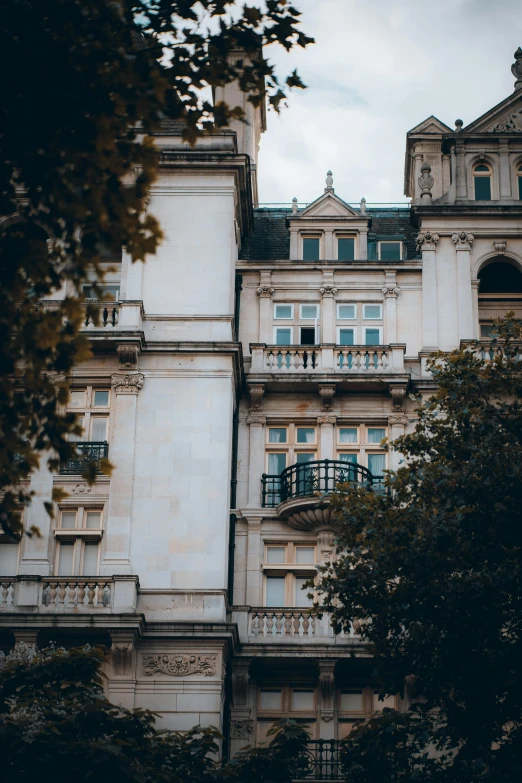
xmin=54 ymin=529 xmax=103 ymax=541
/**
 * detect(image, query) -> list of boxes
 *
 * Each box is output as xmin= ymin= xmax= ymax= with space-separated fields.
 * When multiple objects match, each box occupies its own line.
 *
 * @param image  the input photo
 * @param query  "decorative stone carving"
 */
xmin=418 ymin=162 xmax=434 ymax=202
xmin=455 ymin=119 xmax=463 ymax=132
xmin=513 ymin=47 xmax=522 ymax=92
xmin=318 ymin=385 xmax=336 ymax=412
xmin=360 ymin=197 xmax=367 ymax=215
xmin=388 ymin=414 xmax=408 ymax=427
xmin=111 ymin=373 xmax=144 ymax=395
xmin=50 ymin=373 xmax=67 ymax=385
xmin=117 ymin=344 xmax=139 ymax=370
xmin=230 ymin=720 xmax=253 ymax=739
xmin=494 ymin=241 xmax=507 ymax=255
xmin=71 ymin=483 xmax=92 ymax=494
xmin=114 ymin=642 xmax=132 ymax=652
xmin=317 ymin=415 xmax=337 ymax=426
xmin=416 ymin=231 xmax=440 ymax=251
xmin=246 ymin=414 xmax=266 ymax=426
xmin=325 ymin=170 xmax=334 ymax=192
xmin=249 ymin=385 xmax=265 ymax=412
xmin=317 ymin=529 xmax=336 ymax=564
xmin=256 ymin=286 xmax=274 ymax=298
xmin=142 ymin=654 xmax=217 ymax=677
xmin=320 ymin=710 xmax=335 ymax=723
xmin=452 ymin=232 xmax=474 ymax=251
xmin=381 ymin=285 xmax=400 ymax=298
xmin=390 ymin=386 xmax=406 ymax=411
xmin=292 ymin=197 xmax=298 ymax=214
xmin=319 ymin=285 xmax=338 ymax=298
xmin=491 ymin=109 xmax=522 ymax=133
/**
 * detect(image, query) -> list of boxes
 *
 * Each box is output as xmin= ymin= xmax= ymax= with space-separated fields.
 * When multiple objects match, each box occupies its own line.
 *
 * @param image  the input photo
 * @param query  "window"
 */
xmin=518 ymin=165 xmax=522 ymax=200
xmin=0 ymin=539 xmax=19 ymax=574
xmin=364 ymin=327 xmax=382 ymax=345
xmin=274 ymin=327 xmax=293 ymax=346
xmin=337 ymin=237 xmax=355 ymax=261
xmin=338 ymin=328 xmax=355 ymax=346
xmin=300 ymin=327 xmax=317 ymax=346
xmin=302 ymin=237 xmax=320 ymax=260
xmin=82 ymin=284 xmax=120 ymax=301
xmin=480 ymin=323 xmax=499 ymax=339
xmin=336 ymin=302 xmax=384 ymax=346
xmin=273 ymin=303 xmax=320 ymax=346
xmin=257 ymin=686 xmax=317 ymax=744
xmin=265 ymin=425 xmax=317 ymax=505
xmin=55 ymin=507 xmax=103 ymax=576
xmin=263 ymin=542 xmax=316 ymax=607
xmin=339 ymin=427 xmax=358 ymax=444
xmin=367 ymin=428 xmax=385 ymax=444
xmin=338 ymin=304 xmax=356 ymax=320
xmin=337 ymin=424 xmax=387 ymax=476
xmin=378 ymin=242 xmax=402 ymax=261
xmin=363 ymin=304 xmax=382 ymax=320
xmin=300 ymin=304 xmax=319 ymax=320
xmin=274 ymin=304 xmax=293 ymax=320
xmin=338 ymin=686 xmax=398 ymax=739
xmin=473 ymin=164 xmax=492 ymax=201
xmin=66 ymin=387 xmax=110 ymax=442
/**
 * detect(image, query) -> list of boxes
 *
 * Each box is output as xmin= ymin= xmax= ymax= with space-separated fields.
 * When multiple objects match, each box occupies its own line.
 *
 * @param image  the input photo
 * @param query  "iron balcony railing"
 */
xmin=262 ymin=458 xmax=383 ymax=508
xmin=298 ymin=740 xmax=346 ymax=780
xmin=59 ymin=442 xmax=109 ymax=475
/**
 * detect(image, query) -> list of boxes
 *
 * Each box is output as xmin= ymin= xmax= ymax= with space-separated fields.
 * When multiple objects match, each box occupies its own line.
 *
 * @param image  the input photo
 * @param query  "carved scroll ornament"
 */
xmin=142 ymin=654 xmax=217 ymax=677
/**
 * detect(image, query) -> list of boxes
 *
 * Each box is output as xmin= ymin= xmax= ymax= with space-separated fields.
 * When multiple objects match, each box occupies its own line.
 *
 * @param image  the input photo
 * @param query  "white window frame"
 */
xmin=337 ymin=303 xmax=357 ymax=320
xmin=54 ymin=506 xmax=104 ymax=576
xmin=274 ymin=303 xmax=294 ymax=320
xmin=263 ymin=542 xmax=317 ymax=607
xmin=67 ymin=387 xmax=111 ymax=443
xmin=55 ymin=538 xmax=101 ymax=577
xmin=363 ymin=326 xmax=383 ymax=346
xmin=299 ymin=303 xmax=320 ymax=320
xmin=377 ymin=241 xmax=402 ymax=261
xmin=337 ymin=326 xmax=358 ymax=346
xmin=362 ymin=303 xmax=383 ymax=320
xmin=273 ymin=326 xmax=294 ymax=346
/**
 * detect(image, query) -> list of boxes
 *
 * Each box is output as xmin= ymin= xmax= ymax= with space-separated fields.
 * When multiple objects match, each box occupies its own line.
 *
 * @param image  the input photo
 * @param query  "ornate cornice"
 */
xmin=416 ymin=231 xmax=440 ymax=251
xmin=142 ymin=654 xmax=217 ymax=677
xmin=111 ymin=373 xmax=144 ymax=395
xmin=452 ymin=232 xmax=474 ymax=251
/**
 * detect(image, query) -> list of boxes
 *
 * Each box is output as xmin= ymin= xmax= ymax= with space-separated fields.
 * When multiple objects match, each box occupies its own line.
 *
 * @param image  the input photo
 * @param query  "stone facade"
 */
xmin=2 ymin=50 xmax=522 ymax=758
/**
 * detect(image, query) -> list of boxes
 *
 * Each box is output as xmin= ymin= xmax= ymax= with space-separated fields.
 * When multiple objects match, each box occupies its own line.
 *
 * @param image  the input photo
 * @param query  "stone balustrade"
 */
xmin=0 ymin=575 xmax=139 ymax=613
xmin=247 ymin=607 xmax=359 ymax=642
xmin=83 ymin=301 xmax=120 ymax=328
xmin=250 ymin=343 xmax=406 ymax=375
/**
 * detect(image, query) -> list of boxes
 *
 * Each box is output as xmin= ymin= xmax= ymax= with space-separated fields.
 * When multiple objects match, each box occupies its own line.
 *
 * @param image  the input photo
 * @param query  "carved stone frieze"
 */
xmin=381 ymin=285 xmax=400 ymax=298
xmin=319 ymin=285 xmax=338 ymax=298
xmin=416 ymin=231 xmax=440 ymax=251
xmin=491 ymin=107 xmax=522 ymax=132
xmin=117 ymin=344 xmax=139 ymax=370
xmin=452 ymin=232 xmax=474 ymax=251
xmin=230 ymin=719 xmax=254 ymax=739
xmin=249 ymin=384 xmax=265 ymax=412
xmin=71 ymin=483 xmax=93 ymax=494
xmin=111 ymin=373 xmax=144 ymax=395
xmin=142 ymin=654 xmax=217 ymax=677
xmin=257 ymin=286 xmax=275 ymax=298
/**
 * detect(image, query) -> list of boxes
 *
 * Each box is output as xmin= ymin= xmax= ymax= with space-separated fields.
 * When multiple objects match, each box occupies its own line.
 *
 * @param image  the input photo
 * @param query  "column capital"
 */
xmin=388 ymin=414 xmax=408 ymax=427
xmin=317 ymin=414 xmax=337 ymax=425
xmin=256 ymin=285 xmax=274 ymax=298
xmin=246 ymin=414 xmax=266 ymax=426
xmin=111 ymin=372 xmax=144 ymax=395
xmin=319 ymin=285 xmax=338 ymax=298
xmin=452 ymin=232 xmax=474 ymax=251
xmin=381 ymin=285 xmax=400 ymax=298
xmin=416 ymin=231 xmax=440 ymax=252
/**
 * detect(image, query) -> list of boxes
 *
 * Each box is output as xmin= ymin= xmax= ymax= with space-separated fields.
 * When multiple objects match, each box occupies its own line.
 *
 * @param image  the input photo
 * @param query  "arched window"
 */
xmin=518 ymin=165 xmax=522 ymax=200
xmin=478 ymin=261 xmax=522 ymax=294
xmin=473 ymin=163 xmax=492 ymax=201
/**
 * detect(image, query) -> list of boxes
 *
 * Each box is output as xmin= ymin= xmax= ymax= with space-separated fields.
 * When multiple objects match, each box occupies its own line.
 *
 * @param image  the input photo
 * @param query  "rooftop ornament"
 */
xmin=325 ymin=170 xmax=334 ymax=193
xmin=455 ymin=119 xmax=463 ymax=132
xmin=291 ymin=196 xmax=298 ymax=214
xmin=512 ymin=47 xmax=522 ymax=91
xmin=418 ymin=161 xmax=434 ymax=202
xmin=360 ymin=197 xmax=367 ymax=214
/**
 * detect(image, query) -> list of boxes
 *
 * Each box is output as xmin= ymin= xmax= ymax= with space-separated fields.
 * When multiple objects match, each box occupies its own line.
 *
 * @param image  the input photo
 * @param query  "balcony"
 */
xmin=298 ymin=740 xmax=346 ymax=781
xmin=83 ymin=301 xmax=120 ymax=328
xmin=0 ymin=575 xmax=139 ymax=613
xmin=247 ymin=607 xmax=359 ymax=644
xmin=261 ymin=459 xmax=382 ymax=529
xmin=60 ymin=441 xmax=108 ymax=475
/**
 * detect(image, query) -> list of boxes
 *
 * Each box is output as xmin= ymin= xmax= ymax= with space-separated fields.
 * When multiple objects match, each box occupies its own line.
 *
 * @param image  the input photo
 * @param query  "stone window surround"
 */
xmin=66 ymin=385 xmax=112 ymax=442
xmin=53 ymin=503 xmax=105 ymax=577
xmin=263 ymin=541 xmax=317 ymax=609
xmin=466 ymin=153 xmax=499 ymax=200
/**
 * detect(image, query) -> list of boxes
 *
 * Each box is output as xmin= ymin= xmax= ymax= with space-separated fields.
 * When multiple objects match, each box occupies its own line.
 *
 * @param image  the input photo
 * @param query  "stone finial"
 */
xmin=325 ymin=170 xmax=334 ymax=192
xmin=292 ymin=197 xmax=298 ymax=214
xmin=418 ymin=162 xmax=434 ymax=202
xmin=512 ymin=47 xmax=522 ymax=91
xmin=455 ymin=119 xmax=463 ymax=132
xmin=360 ymin=197 xmax=367 ymax=214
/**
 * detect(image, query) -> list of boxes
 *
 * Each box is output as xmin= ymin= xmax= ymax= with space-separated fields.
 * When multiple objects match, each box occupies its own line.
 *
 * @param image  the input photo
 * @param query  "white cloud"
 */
xmin=257 ymin=0 xmax=522 ymax=204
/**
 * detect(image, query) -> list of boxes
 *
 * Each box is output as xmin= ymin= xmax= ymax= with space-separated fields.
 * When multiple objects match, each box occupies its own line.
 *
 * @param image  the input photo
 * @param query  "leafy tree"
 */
xmin=0 ymin=0 xmax=312 ymax=536
xmin=317 ymin=316 xmax=522 ymax=782
xmin=0 ymin=642 xmax=310 ymax=783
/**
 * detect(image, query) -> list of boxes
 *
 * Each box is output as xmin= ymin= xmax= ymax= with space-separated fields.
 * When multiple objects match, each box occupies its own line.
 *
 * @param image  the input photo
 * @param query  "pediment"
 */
xmin=297 ymin=191 xmax=359 ymax=219
xmin=407 ymin=115 xmax=452 ymax=135
xmin=464 ymin=91 xmax=522 ymax=133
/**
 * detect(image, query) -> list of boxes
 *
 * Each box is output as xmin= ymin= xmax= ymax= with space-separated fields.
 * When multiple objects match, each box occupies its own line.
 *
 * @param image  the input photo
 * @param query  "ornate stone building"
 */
xmin=2 ymin=47 xmax=522 ymax=776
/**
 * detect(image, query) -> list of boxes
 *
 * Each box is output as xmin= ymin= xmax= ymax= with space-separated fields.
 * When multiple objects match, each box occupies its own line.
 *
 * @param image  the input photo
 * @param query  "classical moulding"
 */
xmin=256 ymin=286 xmax=274 ymax=298
xmin=493 ymin=241 xmax=507 ymax=255
xmin=317 ymin=415 xmax=337 ymax=426
xmin=416 ymin=231 xmax=440 ymax=252
xmin=71 ymin=483 xmax=93 ymax=494
xmin=116 ymin=344 xmax=139 ymax=370
xmin=388 ymin=414 xmax=409 ymax=427
xmin=111 ymin=373 xmax=144 ymax=395
xmin=381 ymin=285 xmax=400 ymax=298
xmin=246 ymin=414 xmax=266 ymax=426
xmin=230 ymin=720 xmax=254 ymax=739
xmin=249 ymin=384 xmax=265 ymax=412
xmin=319 ymin=285 xmax=338 ymax=298
xmin=452 ymin=232 xmax=474 ymax=251
xmin=318 ymin=385 xmax=336 ymax=412
xmin=142 ymin=654 xmax=217 ymax=678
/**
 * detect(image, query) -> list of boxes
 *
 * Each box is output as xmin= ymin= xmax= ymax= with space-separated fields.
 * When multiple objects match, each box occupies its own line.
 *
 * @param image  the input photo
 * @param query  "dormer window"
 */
xmin=518 ymin=165 xmax=522 ymax=200
xmin=302 ymin=236 xmax=320 ymax=261
xmin=473 ymin=164 xmax=491 ymax=201
xmin=337 ymin=237 xmax=355 ymax=261
xmin=378 ymin=241 xmax=402 ymax=261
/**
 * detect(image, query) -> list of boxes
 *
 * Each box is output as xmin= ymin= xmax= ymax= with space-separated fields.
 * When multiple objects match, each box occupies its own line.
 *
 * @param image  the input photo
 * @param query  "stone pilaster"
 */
xmin=452 ymin=232 xmax=474 ymax=342
xmin=247 ymin=415 xmax=266 ymax=508
xmin=317 ymin=414 xmax=336 ymax=461
xmin=416 ymin=231 xmax=440 ymax=350
xmin=318 ymin=659 xmax=336 ymax=738
xmin=257 ymin=272 xmax=274 ymax=345
xmin=382 ymin=274 xmax=400 ymax=344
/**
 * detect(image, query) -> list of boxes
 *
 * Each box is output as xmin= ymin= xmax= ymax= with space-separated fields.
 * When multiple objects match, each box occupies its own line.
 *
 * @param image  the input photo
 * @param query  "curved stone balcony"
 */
xmin=261 ymin=459 xmax=382 ymax=530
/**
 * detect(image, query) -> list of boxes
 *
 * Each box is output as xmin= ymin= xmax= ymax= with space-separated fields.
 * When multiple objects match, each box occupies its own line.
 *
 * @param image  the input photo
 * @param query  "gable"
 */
xmin=464 ymin=91 xmax=522 ymax=133
xmin=297 ymin=191 xmax=359 ymax=219
xmin=407 ymin=115 xmax=452 ymax=135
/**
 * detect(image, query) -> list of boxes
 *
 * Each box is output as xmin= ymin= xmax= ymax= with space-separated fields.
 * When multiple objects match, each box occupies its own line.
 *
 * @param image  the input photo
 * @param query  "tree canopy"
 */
xmin=0 ymin=642 xmax=310 ymax=783
xmin=317 ymin=317 xmax=522 ymax=782
xmin=0 ymin=0 xmax=312 ymax=536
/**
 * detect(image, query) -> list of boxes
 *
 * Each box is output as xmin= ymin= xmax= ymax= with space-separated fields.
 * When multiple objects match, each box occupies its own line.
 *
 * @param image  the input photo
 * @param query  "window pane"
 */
xmin=339 ymin=428 xmax=357 ymax=444
xmin=57 ymin=542 xmax=75 ymax=576
xmin=274 ymin=304 xmax=292 ymax=319
xmin=341 ymin=691 xmax=363 ymax=711
xmin=339 ymin=328 xmax=355 ymax=346
xmin=60 ymin=511 xmax=77 ymax=529
xmin=367 ymin=428 xmax=385 ymax=444
xmin=0 ymin=543 xmax=19 ymax=573
xmin=368 ymin=453 xmax=386 ymax=477
xmin=480 ymin=324 xmax=498 ymax=338
xmin=260 ymin=690 xmax=282 ymax=710
xmin=296 ymin=452 xmax=315 ymax=463
xmin=266 ymin=547 xmax=285 ymax=564
xmin=373 ymin=691 xmax=396 ymax=710
xmin=82 ymin=542 xmax=99 ymax=575
xmin=266 ymin=577 xmax=285 ymax=607
xmin=91 ymin=417 xmax=108 ymax=441
xmin=275 ymin=328 xmax=292 ymax=346
xmin=363 ymin=305 xmax=382 ymax=320
xmin=339 ymin=453 xmax=358 ymax=464
xmin=296 ymin=428 xmax=315 ymax=444
xmin=292 ymin=690 xmax=314 ymax=710
xmin=380 ymin=242 xmax=401 ymax=261
xmin=93 ymin=390 xmax=109 ymax=407
xmin=474 ymin=176 xmax=491 ymax=200
xmin=294 ymin=576 xmax=312 ymax=607
xmin=69 ymin=391 xmax=85 ymax=408
xmin=365 ymin=329 xmax=380 ymax=345
xmin=69 ymin=415 xmax=84 ymax=442
xmin=269 ymin=428 xmax=287 ymax=444
xmin=338 ymin=238 xmax=354 ymax=261
xmin=338 ymin=304 xmax=356 ymax=319
xmin=268 ymin=453 xmax=286 ymax=474
xmin=303 ymin=237 xmax=320 ymax=260
xmin=300 ymin=304 xmax=318 ymax=319
xmin=295 ymin=547 xmax=315 ymax=564
xmin=300 ymin=327 xmax=316 ymax=346
xmin=85 ymin=512 xmax=102 ymax=529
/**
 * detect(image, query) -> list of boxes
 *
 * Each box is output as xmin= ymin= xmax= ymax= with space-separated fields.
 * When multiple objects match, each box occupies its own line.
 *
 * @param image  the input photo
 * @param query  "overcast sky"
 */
xmin=257 ymin=0 xmax=522 ymax=206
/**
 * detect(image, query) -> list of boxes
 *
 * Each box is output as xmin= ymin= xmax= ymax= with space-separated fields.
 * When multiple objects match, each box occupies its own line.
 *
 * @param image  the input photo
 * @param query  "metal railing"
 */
xmin=299 ymin=740 xmax=346 ymax=780
xmin=59 ymin=441 xmax=109 ymax=475
xmin=262 ymin=459 xmax=377 ymax=508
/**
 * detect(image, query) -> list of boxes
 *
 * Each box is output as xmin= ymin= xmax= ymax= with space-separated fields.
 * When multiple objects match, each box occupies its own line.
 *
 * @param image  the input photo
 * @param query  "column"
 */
xmin=417 ymin=232 xmax=440 ymax=350
xmin=245 ymin=515 xmax=262 ymax=606
xmin=381 ymin=274 xmax=399 ymax=344
xmin=257 ymin=272 xmax=273 ymax=345
xmin=387 ymin=414 xmax=408 ymax=472
xmin=358 ymin=229 xmax=368 ymax=261
xmin=499 ymin=141 xmax=512 ymax=199
xmin=318 ymin=659 xmax=336 ymax=739
xmin=455 ymin=143 xmax=467 ymax=201
xmin=247 ymin=414 xmax=266 ymax=508
xmin=100 ymin=372 xmax=144 ymax=575
xmin=472 ymin=279 xmax=480 ymax=339
xmin=318 ymin=414 xmax=336 ymax=461
xmin=452 ymin=232 xmax=475 ymax=342
xmin=320 ymin=278 xmax=337 ymax=344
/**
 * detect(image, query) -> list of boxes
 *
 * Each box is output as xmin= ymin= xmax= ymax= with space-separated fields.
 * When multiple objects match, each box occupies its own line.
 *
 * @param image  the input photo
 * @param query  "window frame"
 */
xmin=517 ymin=164 xmax=522 ymax=200
xmin=377 ymin=241 xmax=402 ymax=261
xmin=273 ymin=303 xmax=294 ymax=320
xmin=66 ymin=386 xmax=111 ymax=444
xmin=273 ymin=326 xmax=294 ymax=346
xmin=262 ymin=541 xmax=317 ymax=607
xmin=473 ymin=162 xmax=492 ymax=201
xmin=362 ymin=303 xmax=383 ymax=320
xmin=337 ymin=303 xmax=357 ymax=320
xmin=336 ymin=235 xmax=356 ymax=261
xmin=301 ymin=234 xmax=321 ymax=261
xmin=363 ymin=326 xmax=383 ymax=346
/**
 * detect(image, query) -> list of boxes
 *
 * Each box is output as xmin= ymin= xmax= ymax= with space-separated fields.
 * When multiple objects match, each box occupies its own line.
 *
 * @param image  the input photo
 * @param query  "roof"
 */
xmin=239 ymin=207 xmax=419 ymax=261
